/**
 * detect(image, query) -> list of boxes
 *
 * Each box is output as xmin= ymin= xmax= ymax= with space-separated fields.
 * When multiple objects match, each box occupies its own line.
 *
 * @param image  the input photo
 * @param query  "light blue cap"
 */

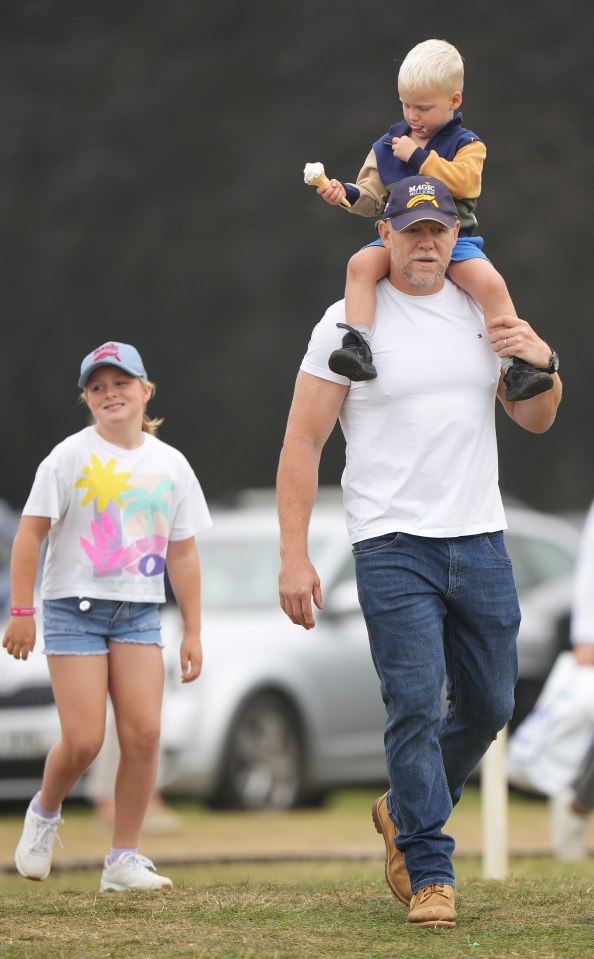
xmin=78 ymin=342 xmax=147 ymax=389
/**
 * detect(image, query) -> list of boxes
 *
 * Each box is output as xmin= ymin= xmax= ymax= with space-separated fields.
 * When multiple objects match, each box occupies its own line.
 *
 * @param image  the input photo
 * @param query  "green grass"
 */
xmin=1 ymin=859 xmax=593 ymax=958
xmin=1 ymin=789 xmax=593 ymax=958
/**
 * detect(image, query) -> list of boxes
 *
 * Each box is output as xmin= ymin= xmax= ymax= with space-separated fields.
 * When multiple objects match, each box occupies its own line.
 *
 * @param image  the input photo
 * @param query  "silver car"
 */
xmin=158 ymin=492 xmax=579 ymax=809
xmin=0 ymin=492 xmax=580 ymax=807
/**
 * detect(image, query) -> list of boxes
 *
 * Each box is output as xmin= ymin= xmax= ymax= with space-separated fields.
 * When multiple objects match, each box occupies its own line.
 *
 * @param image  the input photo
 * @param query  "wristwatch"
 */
xmin=540 ymin=350 xmax=560 ymax=374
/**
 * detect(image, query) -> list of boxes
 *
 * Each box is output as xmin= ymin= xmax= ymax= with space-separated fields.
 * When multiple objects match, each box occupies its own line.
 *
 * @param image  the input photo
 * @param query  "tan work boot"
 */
xmin=407 ymin=883 xmax=456 ymax=928
xmin=371 ymin=792 xmax=412 ymax=905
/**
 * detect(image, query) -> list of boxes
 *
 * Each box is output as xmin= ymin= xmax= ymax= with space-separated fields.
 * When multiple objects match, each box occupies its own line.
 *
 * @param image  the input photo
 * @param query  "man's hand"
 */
xmin=488 ymin=314 xmax=552 ymax=369
xmin=317 ymin=179 xmax=347 ymax=207
xmin=279 ymin=556 xmax=323 ymax=629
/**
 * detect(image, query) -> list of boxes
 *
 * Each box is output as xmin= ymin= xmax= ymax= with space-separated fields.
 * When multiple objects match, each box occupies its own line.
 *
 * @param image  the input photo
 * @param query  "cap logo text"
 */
xmin=92 ymin=343 xmax=121 ymax=363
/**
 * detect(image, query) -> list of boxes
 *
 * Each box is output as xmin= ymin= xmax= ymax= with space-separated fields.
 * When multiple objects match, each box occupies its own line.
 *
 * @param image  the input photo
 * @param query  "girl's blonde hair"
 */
xmin=398 ymin=39 xmax=464 ymax=96
xmin=140 ymin=379 xmax=164 ymax=436
xmin=80 ymin=377 xmax=164 ymax=436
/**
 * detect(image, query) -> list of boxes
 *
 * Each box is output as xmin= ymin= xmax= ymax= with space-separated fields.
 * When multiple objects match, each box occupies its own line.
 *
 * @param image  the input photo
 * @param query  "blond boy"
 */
xmin=316 ymin=39 xmax=557 ymax=399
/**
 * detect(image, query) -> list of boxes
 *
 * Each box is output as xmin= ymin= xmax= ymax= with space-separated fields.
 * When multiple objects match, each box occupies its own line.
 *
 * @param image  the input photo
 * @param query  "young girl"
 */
xmin=2 ymin=341 xmax=211 ymax=891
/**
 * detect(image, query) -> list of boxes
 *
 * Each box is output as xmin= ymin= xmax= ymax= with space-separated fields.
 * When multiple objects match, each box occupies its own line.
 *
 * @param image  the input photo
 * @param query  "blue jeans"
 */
xmin=353 ymin=530 xmax=520 ymax=892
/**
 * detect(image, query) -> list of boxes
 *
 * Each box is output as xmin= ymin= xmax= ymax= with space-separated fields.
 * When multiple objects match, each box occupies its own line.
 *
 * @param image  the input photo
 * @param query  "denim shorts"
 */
xmin=42 ymin=597 xmax=164 ymax=656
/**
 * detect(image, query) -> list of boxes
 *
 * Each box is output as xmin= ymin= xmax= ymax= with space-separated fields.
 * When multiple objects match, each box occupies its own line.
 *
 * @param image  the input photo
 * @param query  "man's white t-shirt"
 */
xmin=23 ymin=426 xmax=212 ymax=602
xmin=301 ymin=277 xmax=507 ymax=544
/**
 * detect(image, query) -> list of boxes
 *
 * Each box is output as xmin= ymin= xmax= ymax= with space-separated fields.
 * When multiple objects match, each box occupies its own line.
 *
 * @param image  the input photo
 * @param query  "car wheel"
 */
xmin=211 ymin=692 xmax=304 ymax=811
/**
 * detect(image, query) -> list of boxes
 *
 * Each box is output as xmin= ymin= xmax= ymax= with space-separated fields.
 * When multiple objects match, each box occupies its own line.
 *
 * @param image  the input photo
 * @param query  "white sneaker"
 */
xmin=15 ymin=798 xmax=64 ymax=880
xmin=99 ymin=853 xmax=173 ymax=891
xmin=551 ymin=788 xmax=589 ymax=861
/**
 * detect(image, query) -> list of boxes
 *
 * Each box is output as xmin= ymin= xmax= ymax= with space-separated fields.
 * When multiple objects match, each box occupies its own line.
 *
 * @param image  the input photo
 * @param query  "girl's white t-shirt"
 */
xmin=23 ymin=426 xmax=212 ymax=602
xmin=301 ymin=278 xmax=507 ymax=544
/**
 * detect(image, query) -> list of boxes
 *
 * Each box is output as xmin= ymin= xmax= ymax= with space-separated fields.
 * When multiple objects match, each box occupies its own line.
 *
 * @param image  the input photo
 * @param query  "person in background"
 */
xmin=551 ymin=500 xmax=594 ymax=860
xmin=2 ymin=341 xmax=211 ymax=891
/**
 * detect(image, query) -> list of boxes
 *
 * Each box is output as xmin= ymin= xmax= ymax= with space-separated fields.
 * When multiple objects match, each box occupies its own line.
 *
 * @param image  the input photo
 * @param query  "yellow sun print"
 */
xmin=75 ymin=455 xmax=133 ymax=512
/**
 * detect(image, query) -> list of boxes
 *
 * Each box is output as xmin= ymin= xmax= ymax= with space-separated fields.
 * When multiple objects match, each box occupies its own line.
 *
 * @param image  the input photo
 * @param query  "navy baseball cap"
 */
xmin=78 ymin=341 xmax=147 ymax=389
xmin=383 ymin=176 xmax=459 ymax=231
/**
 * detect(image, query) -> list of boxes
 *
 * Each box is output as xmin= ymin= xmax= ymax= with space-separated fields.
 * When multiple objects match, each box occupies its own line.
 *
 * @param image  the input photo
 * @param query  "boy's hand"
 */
xmin=390 ymin=136 xmax=417 ymax=163
xmin=317 ymin=179 xmax=347 ymax=206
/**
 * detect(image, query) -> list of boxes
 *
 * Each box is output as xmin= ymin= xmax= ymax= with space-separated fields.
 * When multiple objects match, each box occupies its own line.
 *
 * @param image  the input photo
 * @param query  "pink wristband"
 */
xmin=10 ymin=607 xmax=37 ymax=617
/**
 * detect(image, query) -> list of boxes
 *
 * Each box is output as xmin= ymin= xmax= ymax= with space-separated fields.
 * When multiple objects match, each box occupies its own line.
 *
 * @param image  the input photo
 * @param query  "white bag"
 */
xmin=507 ymin=652 xmax=594 ymax=796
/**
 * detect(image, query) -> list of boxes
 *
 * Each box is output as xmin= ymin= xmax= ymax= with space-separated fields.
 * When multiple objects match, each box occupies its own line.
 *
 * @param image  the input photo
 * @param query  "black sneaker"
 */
xmin=504 ymin=358 xmax=554 ymax=402
xmin=328 ymin=323 xmax=377 ymax=381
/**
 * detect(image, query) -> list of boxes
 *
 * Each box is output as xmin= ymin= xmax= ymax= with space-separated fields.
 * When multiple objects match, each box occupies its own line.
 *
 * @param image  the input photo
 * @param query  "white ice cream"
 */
xmin=303 ymin=162 xmax=327 ymax=185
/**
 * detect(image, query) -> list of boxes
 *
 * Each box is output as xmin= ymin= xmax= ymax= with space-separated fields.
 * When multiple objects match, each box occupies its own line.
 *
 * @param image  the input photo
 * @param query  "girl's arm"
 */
xmin=165 ymin=537 xmax=203 ymax=684
xmin=2 ymin=515 xmax=50 ymax=660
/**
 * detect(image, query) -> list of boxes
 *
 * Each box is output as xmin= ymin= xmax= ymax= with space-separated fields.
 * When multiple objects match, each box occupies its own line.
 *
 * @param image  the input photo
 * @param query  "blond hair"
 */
xmin=140 ymin=380 xmax=164 ymax=436
xmin=398 ymin=39 xmax=464 ymax=95
xmin=80 ymin=377 xmax=164 ymax=436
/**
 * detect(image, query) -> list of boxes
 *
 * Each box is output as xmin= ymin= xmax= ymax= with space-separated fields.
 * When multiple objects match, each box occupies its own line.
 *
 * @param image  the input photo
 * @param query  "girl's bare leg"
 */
xmin=41 ymin=654 xmax=109 ymax=811
xmin=108 ymin=642 xmax=164 ymax=849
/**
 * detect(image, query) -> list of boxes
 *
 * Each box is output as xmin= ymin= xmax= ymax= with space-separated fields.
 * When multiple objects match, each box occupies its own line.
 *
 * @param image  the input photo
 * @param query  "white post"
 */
xmin=481 ymin=725 xmax=508 ymax=879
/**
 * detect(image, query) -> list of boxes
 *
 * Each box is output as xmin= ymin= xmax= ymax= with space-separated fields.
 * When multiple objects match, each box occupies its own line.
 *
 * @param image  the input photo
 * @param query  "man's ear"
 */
xmin=377 ymin=219 xmax=391 ymax=247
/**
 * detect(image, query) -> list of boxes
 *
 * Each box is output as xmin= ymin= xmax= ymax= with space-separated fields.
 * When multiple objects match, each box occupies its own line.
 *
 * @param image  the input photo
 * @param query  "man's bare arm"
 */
xmin=490 ymin=315 xmax=562 ymax=432
xmin=277 ymin=372 xmax=348 ymax=629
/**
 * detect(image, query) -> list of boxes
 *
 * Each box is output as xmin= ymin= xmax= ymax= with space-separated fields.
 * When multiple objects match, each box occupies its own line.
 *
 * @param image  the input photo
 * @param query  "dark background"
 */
xmin=1 ymin=0 xmax=593 ymax=513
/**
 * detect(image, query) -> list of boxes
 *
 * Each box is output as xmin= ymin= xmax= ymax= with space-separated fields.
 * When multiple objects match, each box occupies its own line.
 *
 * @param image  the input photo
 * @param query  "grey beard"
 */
xmin=396 ymin=257 xmax=446 ymax=288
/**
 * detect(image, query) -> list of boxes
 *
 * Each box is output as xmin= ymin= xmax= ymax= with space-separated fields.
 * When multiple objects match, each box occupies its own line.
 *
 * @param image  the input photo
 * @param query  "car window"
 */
xmin=506 ymin=533 xmax=575 ymax=592
xmin=199 ymin=540 xmax=279 ymax=607
xmin=329 ymin=552 xmax=356 ymax=590
xmin=199 ymin=536 xmax=330 ymax=608
xmin=197 ymin=524 xmax=576 ymax=607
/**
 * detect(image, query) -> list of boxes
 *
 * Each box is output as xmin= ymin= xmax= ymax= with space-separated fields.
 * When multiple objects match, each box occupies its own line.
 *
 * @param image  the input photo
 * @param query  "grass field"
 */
xmin=1 ymin=788 xmax=593 ymax=958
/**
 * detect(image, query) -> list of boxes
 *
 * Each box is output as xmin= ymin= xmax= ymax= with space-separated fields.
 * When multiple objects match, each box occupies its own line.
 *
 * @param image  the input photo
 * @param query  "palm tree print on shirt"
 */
xmin=75 ymin=456 xmax=173 ymax=579
xmin=118 ymin=480 xmax=174 ymax=538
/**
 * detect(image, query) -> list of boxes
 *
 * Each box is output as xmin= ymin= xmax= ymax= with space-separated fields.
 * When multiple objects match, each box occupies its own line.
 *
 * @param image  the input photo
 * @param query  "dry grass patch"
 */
xmin=0 ymin=861 xmax=593 ymax=959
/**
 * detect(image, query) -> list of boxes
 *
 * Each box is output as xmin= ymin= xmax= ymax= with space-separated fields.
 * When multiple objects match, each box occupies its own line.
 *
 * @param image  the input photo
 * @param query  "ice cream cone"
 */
xmin=303 ymin=162 xmax=351 ymax=208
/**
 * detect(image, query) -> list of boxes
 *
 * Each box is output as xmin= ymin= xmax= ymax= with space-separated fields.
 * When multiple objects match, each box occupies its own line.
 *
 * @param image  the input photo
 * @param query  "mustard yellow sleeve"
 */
xmin=418 ymin=141 xmax=486 ymax=199
xmin=346 ymin=149 xmax=390 ymax=217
